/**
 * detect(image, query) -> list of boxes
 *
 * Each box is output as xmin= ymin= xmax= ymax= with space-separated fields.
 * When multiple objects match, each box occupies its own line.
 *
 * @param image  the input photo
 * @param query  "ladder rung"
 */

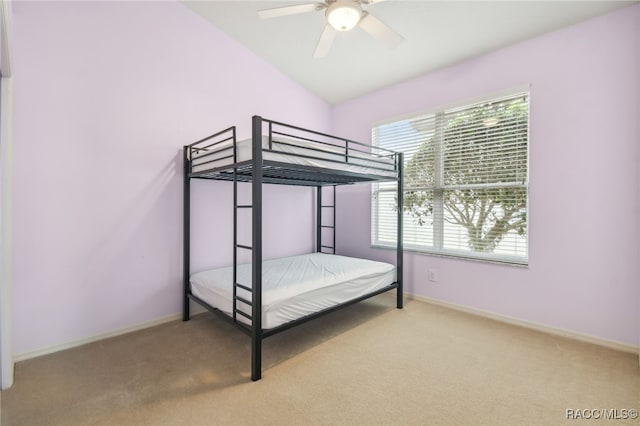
xmin=321 ymin=225 xmax=334 ymax=228
xmin=321 ymin=205 xmax=335 ymax=208
xmin=235 ymin=295 xmax=252 ymax=306
xmin=235 ymin=309 xmax=252 ymax=321
xmin=237 ymin=205 xmax=252 ymax=208
xmin=236 ymin=283 xmax=251 ymax=292
xmin=236 ymin=244 xmax=253 ymax=250
xmin=321 ymin=245 xmax=334 ymax=249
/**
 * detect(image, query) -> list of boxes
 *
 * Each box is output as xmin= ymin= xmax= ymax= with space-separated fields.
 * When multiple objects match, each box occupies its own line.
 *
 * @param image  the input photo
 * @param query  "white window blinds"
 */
xmin=372 ymin=92 xmax=529 ymax=264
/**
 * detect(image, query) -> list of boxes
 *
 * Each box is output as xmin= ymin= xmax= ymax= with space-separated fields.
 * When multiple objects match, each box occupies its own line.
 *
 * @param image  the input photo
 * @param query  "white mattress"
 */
xmin=190 ymin=253 xmax=396 ymax=329
xmin=190 ymin=136 xmax=397 ymax=178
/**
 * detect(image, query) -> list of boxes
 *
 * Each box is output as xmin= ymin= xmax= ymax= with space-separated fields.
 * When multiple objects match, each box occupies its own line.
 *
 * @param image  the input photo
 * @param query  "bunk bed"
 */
xmin=183 ymin=116 xmax=403 ymax=381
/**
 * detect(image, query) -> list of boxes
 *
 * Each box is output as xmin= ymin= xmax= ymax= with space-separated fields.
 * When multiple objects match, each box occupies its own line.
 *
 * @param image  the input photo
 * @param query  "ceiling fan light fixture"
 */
xmin=326 ymin=0 xmax=362 ymax=32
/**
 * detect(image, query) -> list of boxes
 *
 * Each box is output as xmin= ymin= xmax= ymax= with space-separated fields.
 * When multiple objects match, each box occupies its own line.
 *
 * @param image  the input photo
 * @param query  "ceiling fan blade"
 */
xmin=258 ymin=3 xmax=322 ymax=20
xmin=358 ymin=13 xmax=404 ymax=49
xmin=313 ymin=25 xmax=337 ymax=58
xmin=361 ymin=0 xmax=388 ymax=4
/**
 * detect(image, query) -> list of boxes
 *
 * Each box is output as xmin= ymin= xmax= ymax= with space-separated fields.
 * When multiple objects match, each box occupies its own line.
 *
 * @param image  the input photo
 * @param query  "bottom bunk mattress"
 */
xmin=190 ymin=253 xmax=396 ymax=330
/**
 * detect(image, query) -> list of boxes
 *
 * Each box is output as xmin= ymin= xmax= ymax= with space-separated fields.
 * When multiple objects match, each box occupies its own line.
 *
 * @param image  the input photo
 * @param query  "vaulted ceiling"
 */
xmin=183 ymin=1 xmax=637 ymax=104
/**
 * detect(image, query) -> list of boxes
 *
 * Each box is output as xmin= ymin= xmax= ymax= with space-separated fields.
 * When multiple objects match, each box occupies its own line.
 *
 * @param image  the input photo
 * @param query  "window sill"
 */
xmin=371 ymin=244 xmax=529 ymax=268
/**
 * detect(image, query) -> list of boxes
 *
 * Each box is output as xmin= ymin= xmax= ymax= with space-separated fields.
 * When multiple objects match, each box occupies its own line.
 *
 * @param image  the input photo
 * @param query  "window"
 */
xmin=372 ymin=91 xmax=529 ymax=264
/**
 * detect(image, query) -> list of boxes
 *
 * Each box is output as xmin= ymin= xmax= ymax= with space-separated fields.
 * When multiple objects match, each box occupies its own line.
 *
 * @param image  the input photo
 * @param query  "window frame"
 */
xmin=371 ymin=86 xmax=531 ymax=266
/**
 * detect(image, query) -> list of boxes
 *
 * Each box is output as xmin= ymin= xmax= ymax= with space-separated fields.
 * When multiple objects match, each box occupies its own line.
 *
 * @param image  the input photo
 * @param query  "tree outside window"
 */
xmin=372 ymin=92 xmax=529 ymax=264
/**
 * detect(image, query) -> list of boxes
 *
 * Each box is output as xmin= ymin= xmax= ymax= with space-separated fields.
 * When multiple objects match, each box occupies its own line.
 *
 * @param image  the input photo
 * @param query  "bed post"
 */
xmin=316 ymin=186 xmax=322 ymax=253
xmin=396 ymin=152 xmax=404 ymax=309
xmin=332 ymin=185 xmax=336 ymax=253
xmin=183 ymin=146 xmax=191 ymax=321
xmin=251 ymin=116 xmax=263 ymax=381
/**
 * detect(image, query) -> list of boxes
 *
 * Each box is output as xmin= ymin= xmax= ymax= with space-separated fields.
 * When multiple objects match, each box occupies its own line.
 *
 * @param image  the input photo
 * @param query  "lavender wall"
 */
xmin=332 ymin=5 xmax=640 ymax=346
xmin=12 ymin=1 xmax=331 ymax=355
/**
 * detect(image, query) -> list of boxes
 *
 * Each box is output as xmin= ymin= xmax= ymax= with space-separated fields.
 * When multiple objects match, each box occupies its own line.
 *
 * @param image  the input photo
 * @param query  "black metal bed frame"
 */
xmin=183 ymin=116 xmax=403 ymax=381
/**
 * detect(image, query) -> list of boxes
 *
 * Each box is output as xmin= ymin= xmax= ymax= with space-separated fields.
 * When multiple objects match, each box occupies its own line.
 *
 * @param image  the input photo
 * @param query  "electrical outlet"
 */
xmin=428 ymin=269 xmax=437 ymax=282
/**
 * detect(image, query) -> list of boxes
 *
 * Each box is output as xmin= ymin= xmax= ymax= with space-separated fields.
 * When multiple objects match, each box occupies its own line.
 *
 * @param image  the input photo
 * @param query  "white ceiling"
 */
xmin=183 ymin=1 xmax=636 ymax=104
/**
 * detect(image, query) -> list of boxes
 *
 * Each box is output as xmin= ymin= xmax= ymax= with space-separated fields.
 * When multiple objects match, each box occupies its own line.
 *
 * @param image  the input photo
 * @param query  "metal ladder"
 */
xmin=317 ymin=185 xmax=336 ymax=254
xmin=232 ymin=169 xmax=253 ymax=325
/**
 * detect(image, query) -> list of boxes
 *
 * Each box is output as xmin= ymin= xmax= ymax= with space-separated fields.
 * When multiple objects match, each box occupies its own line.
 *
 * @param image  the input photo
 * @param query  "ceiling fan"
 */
xmin=258 ymin=0 xmax=404 ymax=58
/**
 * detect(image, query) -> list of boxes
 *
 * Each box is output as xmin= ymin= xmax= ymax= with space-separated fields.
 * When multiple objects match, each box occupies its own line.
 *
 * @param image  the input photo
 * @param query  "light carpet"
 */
xmin=1 ymin=294 xmax=638 ymax=425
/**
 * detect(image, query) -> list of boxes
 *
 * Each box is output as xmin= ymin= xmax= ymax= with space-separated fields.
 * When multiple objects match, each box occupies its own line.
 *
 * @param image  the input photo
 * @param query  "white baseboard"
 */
xmin=408 ymin=294 xmax=640 ymax=356
xmin=13 ymin=295 xmax=639 ymax=364
xmin=14 ymin=306 xmax=206 ymax=363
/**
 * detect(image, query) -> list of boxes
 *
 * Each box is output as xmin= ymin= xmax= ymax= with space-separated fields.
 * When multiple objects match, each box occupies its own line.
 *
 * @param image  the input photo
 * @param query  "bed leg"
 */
xmin=183 ymin=297 xmax=190 ymax=321
xmin=183 ymin=146 xmax=192 ymax=322
xmin=251 ymin=335 xmax=262 ymax=381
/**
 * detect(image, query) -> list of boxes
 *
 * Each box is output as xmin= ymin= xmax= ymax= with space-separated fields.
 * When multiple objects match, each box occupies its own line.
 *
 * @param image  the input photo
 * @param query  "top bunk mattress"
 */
xmin=190 ymin=136 xmax=398 ymax=179
xmin=190 ymin=253 xmax=396 ymax=330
